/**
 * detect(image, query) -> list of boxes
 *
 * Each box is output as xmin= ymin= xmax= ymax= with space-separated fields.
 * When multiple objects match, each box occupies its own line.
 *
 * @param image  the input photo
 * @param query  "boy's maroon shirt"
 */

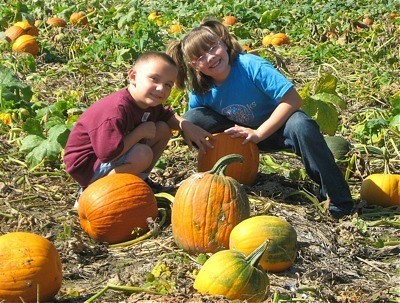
xmin=64 ymin=88 xmax=174 ymax=187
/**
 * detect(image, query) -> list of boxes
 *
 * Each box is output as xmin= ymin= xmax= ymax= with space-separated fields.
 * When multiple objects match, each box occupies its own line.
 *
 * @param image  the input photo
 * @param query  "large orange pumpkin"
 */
xmin=14 ymin=21 xmax=39 ymax=36
xmin=78 ymin=173 xmax=158 ymax=244
xmin=198 ymin=132 xmax=259 ymax=185
xmin=0 ymin=232 xmax=63 ymax=302
xmin=12 ymin=34 xmax=39 ymax=55
xmin=172 ymin=154 xmax=250 ymax=254
xmin=46 ymin=17 xmax=67 ymax=27
xmin=229 ymin=215 xmax=297 ymax=272
xmin=360 ymin=174 xmax=400 ymax=207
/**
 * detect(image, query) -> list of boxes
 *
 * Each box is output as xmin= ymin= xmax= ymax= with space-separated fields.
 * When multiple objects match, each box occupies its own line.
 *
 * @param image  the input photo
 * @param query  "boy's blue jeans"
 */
xmin=183 ymin=107 xmax=353 ymax=211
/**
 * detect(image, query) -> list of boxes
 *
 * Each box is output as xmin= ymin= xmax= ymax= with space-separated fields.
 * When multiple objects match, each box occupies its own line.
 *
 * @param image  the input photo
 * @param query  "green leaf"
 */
xmin=47 ymin=124 xmax=70 ymax=148
xmin=315 ymin=74 xmax=337 ymax=94
xmin=25 ymin=139 xmax=63 ymax=168
xmin=260 ymin=9 xmax=281 ymax=26
xmin=389 ymin=114 xmax=400 ymax=131
xmin=19 ymin=134 xmax=45 ymax=153
xmin=313 ymin=92 xmax=347 ymax=110
xmin=303 ymin=98 xmax=338 ymax=135
xmin=22 ymin=118 xmax=44 ymax=137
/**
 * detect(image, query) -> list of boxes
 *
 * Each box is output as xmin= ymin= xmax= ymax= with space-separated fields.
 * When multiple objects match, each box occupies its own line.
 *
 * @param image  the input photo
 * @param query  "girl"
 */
xmin=167 ymin=19 xmax=354 ymax=219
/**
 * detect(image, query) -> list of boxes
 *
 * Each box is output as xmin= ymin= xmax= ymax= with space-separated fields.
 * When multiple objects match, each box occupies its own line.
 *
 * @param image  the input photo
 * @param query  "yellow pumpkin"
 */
xmin=0 ymin=232 xmax=63 ymax=302
xmin=169 ymin=24 xmax=183 ymax=34
xmin=14 ymin=21 xmax=39 ymax=36
xmin=360 ymin=174 xmax=400 ymax=207
xmin=262 ymin=33 xmax=290 ymax=46
xmin=194 ymin=240 xmax=270 ymax=302
xmin=12 ymin=34 xmax=39 ymax=55
xmin=229 ymin=215 xmax=297 ymax=272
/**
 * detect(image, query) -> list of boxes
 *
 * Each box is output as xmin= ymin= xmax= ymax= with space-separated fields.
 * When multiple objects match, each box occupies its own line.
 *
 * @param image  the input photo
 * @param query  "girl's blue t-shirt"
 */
xmin=189 ymin=53 xmax=294 ymax=128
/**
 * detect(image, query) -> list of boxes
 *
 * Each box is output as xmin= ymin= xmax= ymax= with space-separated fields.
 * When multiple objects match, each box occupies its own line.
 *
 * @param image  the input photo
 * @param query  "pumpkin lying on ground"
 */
xmin=46 ymin=17 xmax=67 ymax=27
xmin=0 ymin=232 xmax=63 ymax=303
xmin=78 ymin=173 xmax=158 ymax=244
xmin=12 ymin=34 xmax=39 ymax=55
xmin=4 ymin=25 xmax=26 ymax=42
xmin=14 ymin=21 xmax=39 ymax=36
xmin=194 ymin=240 xmax=270 ymax=302
xmin=172 ymin=154 xmax=250 ymax=254
xmin=360 ymin=174 xmax=400 ymax=207
xmin=262 ymin=33 xmax=290 ymax=46
xmin=70 ymin=11 xmax=88 ymax=25
xmin=229 ymin=215 xmax=297 ymax=272
xmin=198 ymin=132 xmax=259 ymax=185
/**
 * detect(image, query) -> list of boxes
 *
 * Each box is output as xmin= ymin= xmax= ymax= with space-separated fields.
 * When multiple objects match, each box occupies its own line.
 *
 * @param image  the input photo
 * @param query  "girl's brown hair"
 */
xmin=166 ymin=18 xmax=242 ymax=94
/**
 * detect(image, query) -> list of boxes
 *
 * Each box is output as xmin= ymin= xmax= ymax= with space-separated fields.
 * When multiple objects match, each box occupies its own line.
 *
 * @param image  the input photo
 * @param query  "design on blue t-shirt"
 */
xmin=222 ymin=104 xmax=254 ymax=125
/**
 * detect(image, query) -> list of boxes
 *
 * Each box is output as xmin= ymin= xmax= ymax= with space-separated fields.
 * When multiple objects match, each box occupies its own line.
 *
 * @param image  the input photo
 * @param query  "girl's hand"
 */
xmin=224 ymin=125 xmax=262 ymax=144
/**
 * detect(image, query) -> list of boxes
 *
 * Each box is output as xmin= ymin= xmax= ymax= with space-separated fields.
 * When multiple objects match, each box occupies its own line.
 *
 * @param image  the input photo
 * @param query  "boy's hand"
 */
xmin=224 ymin=125 xmax=262 ymax=144
xmin=180 ymin=120 xmax=215 ymax=154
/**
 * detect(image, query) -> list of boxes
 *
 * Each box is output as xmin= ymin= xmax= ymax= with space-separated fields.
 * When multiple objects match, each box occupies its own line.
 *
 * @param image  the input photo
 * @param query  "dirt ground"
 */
xmin=0 ymin=136 xmax=399 ymax=303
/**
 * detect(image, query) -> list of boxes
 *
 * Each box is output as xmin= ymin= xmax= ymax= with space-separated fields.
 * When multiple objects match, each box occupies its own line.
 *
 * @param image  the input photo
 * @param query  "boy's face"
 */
xmin=128 ymin=58 xmax=177 ymax=109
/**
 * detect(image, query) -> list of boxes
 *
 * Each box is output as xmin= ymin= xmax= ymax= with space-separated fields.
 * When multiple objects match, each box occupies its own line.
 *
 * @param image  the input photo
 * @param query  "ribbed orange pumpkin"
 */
xmin=0 ymin=232 xmax=63 ymax=302
xmin=46 ymin=17 xmax=67 ymax=27
xmin=229 ymin=215 xmax=297 ymax=272
xmin=12 ymin=34 xmax=39 ymax=55
xmin=198 ymin=133 xmax=259 ymax=185
xmin=4 ymin=25 xmax=26 ymax=42
xmin=262 ymin=33 xmax=290 ymax=46
xmin=14 ymin=21 xmax=39 ymax=36
xmin=360 ymin=174 xmax=400 ymax=207
xmin=78 ymin=173 xmax=158 ymax=244
xmin=70 ymin=11 xmax=88 ymax=25
xmin=172 ymin=154 xmax=250 ymax=254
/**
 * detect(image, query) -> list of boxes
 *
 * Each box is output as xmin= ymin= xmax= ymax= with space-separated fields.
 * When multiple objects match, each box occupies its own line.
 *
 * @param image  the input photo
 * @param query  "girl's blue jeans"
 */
xmin=183 ymin=107 xmax=353 ymax=214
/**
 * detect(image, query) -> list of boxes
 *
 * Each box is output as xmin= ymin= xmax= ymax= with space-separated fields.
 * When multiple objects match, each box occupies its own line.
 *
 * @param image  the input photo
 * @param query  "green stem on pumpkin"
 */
xmin=246 ymin=239 xmax=269 ymax=267
xmin=207 ymin=154 xmax=244 ymax=176
xmin=109 ymin=208 xmax=168 ymax=249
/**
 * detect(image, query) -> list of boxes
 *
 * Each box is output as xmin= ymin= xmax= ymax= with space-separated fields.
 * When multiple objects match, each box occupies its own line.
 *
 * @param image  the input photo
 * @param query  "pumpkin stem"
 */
xmin=246 ymin=239 xmax=269 ymax=268
xmin=208 ymin=154 xmax=244 ymax=176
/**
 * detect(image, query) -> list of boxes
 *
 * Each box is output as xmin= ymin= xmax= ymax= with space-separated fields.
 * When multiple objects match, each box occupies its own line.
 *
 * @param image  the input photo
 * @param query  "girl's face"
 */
xmin=128 ymin=58 xmax=177 ymax=109
xmin=189 ymin=40 xmax=230 ymax=84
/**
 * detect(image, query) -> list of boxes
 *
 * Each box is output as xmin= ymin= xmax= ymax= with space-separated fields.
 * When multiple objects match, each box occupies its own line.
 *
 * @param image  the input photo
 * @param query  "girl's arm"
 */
xmin=224 ymin=87 xmax=303 ymax=144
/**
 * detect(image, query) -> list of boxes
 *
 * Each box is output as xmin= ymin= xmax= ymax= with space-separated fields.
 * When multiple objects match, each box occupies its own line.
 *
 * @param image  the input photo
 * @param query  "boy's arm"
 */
xmin=167 ymin=114 xmax=214 ymax=154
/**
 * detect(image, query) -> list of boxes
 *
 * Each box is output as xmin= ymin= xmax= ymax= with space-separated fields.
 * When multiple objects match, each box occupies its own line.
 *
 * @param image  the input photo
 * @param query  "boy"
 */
xmin=64 ymin=52 xmax=212 ymax=191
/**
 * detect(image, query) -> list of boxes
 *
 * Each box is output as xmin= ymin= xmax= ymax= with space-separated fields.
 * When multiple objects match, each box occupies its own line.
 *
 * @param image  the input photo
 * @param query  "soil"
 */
xmin=0 ymin=135 xmax=399 ymax=303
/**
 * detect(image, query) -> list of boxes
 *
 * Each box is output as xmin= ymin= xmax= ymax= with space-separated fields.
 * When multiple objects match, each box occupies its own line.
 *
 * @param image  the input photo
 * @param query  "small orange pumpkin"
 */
xmin=46 ymin=17 xmax=67 ymax=27
xmin=4 ymin=25 xmax=26 ymax=42
xmin=14 ymin=21 xmax=39 ymax=36
xmin=0 ymin=232 xmax=63 ymax=302
xmin=262 ymin=33 xmax=290 ymax=46
xmin=78 ymin=173 xmax=158 ymax=244
xmin=12 ymin=34 xmax=39 ymax=55
xmin=172 ymin=154 xmax=250 ymax=254
xmin=222 ymin=15 xmax=238 ymax=26
xmin=70 ymin=11 xmax=88 ymax=25
xmin=198 ymin=132 xmax=259 ymax=185
xmin=360 ymin=174 xmax=400 ymax=207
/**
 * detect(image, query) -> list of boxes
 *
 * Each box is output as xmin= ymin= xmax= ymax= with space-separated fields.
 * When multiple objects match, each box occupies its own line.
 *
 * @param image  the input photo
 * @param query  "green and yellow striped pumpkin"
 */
xmin=229 ymin=215 xmax=297 ymax=272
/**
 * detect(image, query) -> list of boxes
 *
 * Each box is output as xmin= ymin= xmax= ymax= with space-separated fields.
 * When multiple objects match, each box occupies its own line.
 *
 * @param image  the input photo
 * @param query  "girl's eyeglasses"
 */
xmin=191 ymin=41 xmax=222 ymax=67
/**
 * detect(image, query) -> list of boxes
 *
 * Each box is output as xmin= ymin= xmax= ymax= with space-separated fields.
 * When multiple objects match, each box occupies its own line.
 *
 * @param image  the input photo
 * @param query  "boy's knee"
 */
xmin=156 ymin=121 xmax=172 ymax=137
